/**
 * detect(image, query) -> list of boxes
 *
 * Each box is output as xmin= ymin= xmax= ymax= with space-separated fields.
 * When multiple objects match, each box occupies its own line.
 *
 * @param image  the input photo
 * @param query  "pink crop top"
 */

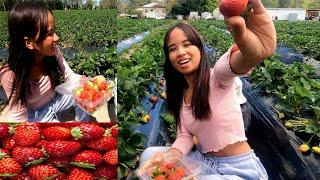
xmin=0 ymin=47 xmax=81 ymax=121
xmin=171 ymin=47 xmax=247 ymax=155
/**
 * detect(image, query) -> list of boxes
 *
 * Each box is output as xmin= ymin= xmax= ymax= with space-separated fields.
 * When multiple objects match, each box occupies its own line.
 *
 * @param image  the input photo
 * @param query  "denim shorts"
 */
xmin=140 ymin=147 xmax=268 ymax=180
xmin=27 ymin=93 xmax=89 ymax=122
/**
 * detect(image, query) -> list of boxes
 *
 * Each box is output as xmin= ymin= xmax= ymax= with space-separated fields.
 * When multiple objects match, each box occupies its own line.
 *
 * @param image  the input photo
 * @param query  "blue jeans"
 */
xmin=140 ymin=147 xmax=268 ymax=180
xmin=27 ymin=93 xmax=89 ymax=122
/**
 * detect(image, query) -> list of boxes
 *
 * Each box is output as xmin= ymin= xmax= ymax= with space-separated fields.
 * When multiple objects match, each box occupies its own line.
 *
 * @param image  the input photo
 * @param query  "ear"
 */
xmin=24 ymin=37 xmax=35 ymax=50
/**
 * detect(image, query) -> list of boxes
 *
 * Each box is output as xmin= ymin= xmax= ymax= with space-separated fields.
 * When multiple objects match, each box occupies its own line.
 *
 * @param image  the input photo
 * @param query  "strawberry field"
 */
xmin=118 ymin=19 xmax=320 ymax=179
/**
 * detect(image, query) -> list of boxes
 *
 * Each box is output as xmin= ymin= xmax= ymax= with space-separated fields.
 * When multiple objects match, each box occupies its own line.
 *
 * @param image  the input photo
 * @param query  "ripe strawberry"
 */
xmin=87 ymin=136 xmax=117 ymax=151
xmin=110 ymin=125 xmax=118 ymax=138
xmin=154 ymin=175 xmax=166 ymax=180
xmin=43 ymin=126 xmax=71 ymax=141
xmin=71 ymin=123 xmax=105 ymax=141
xmin=0 ymin=123 xmax=9 ymax=138
xmin=12 ymin=147 xmax=44 ymax=166
xmin=219 ymin=0 xmax=249 ymax=17
xmin=0 ymin=158 xmax=22 ymax=176
xmin=43 ymin=140 xmax=81 ymax=157
xmin=71 ymin=150 xmax=103 ymax=168
xmin=27 ymin=165 xmax=59 ymax=180
xmin=1 ymin=137 xmax=16 ymax=150
xmin=67 ymin=168 xmax=94 ymax=180
xmin=15 ymin=123 xmax=41 ymax=133
xmin=11 ymin=172 xmax=31 ymax=180
xmin=94 ymin=165 xmax=117 ymax=179
xmin=12 ymin=127 xmax=41 ymax=146
xmin=103 ymin=149 xmax=118 ymax=165
xmin=175 ymin=167 xmax=186 ymax=177
xmin=98 ymin=81 xmax=108 ymax=90
xmin=168 ymin=171 xmax=182 ymax=180
xmin=46 ymin=156 xmax=71 ymax=169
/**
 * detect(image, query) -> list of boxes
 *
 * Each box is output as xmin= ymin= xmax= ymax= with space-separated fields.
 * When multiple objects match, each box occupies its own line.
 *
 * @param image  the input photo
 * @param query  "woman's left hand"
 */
xmin=224 ymin=0 xmax=276 ymax=72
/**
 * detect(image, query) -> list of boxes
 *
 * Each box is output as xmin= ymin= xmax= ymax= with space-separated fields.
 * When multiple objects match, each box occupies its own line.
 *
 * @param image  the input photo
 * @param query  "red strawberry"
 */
xmin=12 ymin=126 xmax=41 ymax=146
xmin=43 ymin=126 xmax=71 ymax=140
xmin=71 ymin=150 xmax=103 ymax=168
xmin=0 ymin=158 xmax=22 ymax=176
xmin=27 ymin=165 xmax=59 ymax=180
xmin=168 ymin=171 xmax=182 ymax=180
xmin=0 ymin=123 xmax=9 ymax=138
xmin=219 ymin=0 xmax=248 ymax=17
xmin=103 ymin=149 xmax=118 ymax=165
xmin=15 ymin=123 xmax=41 ymax=133
xmin=154 ymin=175 xmax=166 ymax=180
xmin=12 ymin=147 xmax=44 ymax=166
xmin=87 ymin=136 xmax=117 ymax=151
xmin=46 ymin=156 xmax=71 ymax=168
xmin=94 ymin=165 xmax=117 ymax=179
xmin=67 ymin=168 xmax=94 ymax=180
xmin=1 ymin=137 xmax=16 ymax=150
xmin=43 ymin=140 xmax=81 ymax=157
xmin=110 ymin=125 xmax=118 ymax=138
xmin=11 ymin=172 xmax=31 ymax=180
xmin=71 ymin=123 xmax=105 ymax=141
xmin=175 ymin=167 xmax=186 ymax=177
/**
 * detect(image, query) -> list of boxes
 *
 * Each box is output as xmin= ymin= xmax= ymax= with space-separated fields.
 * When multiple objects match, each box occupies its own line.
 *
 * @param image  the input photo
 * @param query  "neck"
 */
xmin=184 ymin=73 xmax=195 ymax=90
xmin=32 ymin=53 xmax=44 ymax=65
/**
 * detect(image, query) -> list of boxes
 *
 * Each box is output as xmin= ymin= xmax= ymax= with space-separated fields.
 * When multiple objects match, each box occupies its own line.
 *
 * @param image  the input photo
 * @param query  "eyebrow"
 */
xmin=168 ymin=39 xmax=190 ymax=49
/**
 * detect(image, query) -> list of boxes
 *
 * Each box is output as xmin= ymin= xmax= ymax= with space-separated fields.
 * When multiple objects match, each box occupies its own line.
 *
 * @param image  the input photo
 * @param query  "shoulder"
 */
xmin=0 ymin=64 xmax=14 ymax=79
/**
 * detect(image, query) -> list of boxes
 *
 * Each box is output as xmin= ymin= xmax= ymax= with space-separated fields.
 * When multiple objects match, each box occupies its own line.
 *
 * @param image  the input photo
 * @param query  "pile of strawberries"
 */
xmin=74 ymin=75 xmax=114 ymax=113
xmin=150 ymin=161 xmax=187 ymax=180
xmin=0 ymin=122 xmax=118 ymax=180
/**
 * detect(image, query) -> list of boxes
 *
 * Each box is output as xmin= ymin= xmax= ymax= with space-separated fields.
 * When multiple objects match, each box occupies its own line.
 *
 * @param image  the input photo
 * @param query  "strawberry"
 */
xmin=175 ymin=167 xmax=186 ymax=177
xmin=11 ymin=172 xmax=31 ymax=180
xmin=71 ymin=150 xmax=103 ymax=169
xmin=86 ymin=136 xmax=117 ymax=151
xmin=46 ymin=156 xmax=71 ymax=168
xmin=168 ymin=171 xmax=182 ymax=180
xmin=71 ymin=123 xmax=105 ymax=141
xmin=94 ymin=165 xmax=117 ymax=179
xmin=219 ymin=0 xmax=249 ymax=17
xmin=0 ymin=123 xmax=9 ymax=138
xmin=154 ymin=175 xmax=166 ymax=180
xmin=103 ymin=149 xmax=118 ymax=165
xmin=43 ymin=140 xmax=81 ymax=157
xmin=27 ymin=165 xmax=59 ymax=180
xmin=12 ymin=126 xmax=41 ymax=147
xmin=43 ymin=126 xmax=71 ymax=141
xmin=67 ymin=168 xmax=94 ymax=180
xmin=12 ymin=147 xmax=45 ymax=166
xmin=55 ymin=173 xmax=68 ymax=180
xmin=15 ymin=123 xmax=41 ymax=133
xmin=1 ymin=137 xmax=16 ymax=150
xmin=0 ymin=158 xmax=22 ymax=176
xmin=110 ymin=125 xmax=118 ymax=138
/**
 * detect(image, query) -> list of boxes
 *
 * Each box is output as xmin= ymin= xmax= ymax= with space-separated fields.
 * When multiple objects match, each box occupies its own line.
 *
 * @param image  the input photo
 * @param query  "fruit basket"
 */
xmin=139 ymin=155 xmax=206 ymax=180
xmin=56 ymin=75 xmax=115 ymax=114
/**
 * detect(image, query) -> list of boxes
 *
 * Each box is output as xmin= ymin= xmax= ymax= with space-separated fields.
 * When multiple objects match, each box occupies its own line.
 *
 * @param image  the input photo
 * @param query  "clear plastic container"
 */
xmin=139 ymin=155 xmax=206 ymax=180
xmin=55 ymin=75 xmax=115 ymax=114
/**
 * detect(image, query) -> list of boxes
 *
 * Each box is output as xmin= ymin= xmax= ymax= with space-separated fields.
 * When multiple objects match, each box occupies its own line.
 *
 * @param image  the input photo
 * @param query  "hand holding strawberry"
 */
xmin=223 ymin=0 xmax=276 ymax=73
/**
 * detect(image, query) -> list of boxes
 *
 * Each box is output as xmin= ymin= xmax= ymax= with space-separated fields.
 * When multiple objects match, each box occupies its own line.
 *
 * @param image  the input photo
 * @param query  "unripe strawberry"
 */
xmin=219 ymin=0 xmax=248 ymax=17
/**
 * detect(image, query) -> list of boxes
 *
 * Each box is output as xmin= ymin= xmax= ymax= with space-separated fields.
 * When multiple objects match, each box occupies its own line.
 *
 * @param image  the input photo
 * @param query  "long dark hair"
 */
xmin=163 ymin=23 xmax=211 ymax=128
xmin=2 ymin=1 xmax=61 ymax=108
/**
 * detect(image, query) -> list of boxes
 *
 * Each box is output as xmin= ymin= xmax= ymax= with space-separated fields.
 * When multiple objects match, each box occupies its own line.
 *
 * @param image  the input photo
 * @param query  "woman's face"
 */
xmin=32 ymin=12 xmax=59 ymax=57
xmin=167 ymin=28 xmax=201 ymax=76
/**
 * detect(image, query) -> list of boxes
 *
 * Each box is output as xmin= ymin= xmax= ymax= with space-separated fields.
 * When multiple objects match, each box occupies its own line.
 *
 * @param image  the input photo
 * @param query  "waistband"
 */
xmin=204 ymin=150 xmax=256 ymax=164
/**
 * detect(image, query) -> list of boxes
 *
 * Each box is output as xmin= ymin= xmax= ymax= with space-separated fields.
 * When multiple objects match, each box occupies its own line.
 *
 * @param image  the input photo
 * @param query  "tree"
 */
xmin=202 ymin=0 xmax=218 ymax=12
xmin=101 ymin=0 xmax=117 ymax=9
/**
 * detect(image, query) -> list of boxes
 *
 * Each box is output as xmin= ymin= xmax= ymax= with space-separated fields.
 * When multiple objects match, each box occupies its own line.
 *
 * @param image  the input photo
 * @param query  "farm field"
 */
xmin=117 ymin=19 xmax=320 ymax=179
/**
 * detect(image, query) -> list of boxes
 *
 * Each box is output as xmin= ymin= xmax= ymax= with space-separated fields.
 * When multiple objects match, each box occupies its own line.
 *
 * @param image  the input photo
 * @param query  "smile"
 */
xmin=178 ymin=58 xmax=191 ymax=65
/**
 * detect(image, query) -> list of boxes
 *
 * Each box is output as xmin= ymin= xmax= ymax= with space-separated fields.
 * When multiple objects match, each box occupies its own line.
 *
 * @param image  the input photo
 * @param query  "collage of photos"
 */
xmin=0 ymin=0 xmax=320 ymax=179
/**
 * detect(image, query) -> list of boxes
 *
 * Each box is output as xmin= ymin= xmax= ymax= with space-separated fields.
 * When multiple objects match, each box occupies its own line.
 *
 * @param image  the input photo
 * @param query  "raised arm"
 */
xmin=225 ymin=0 xmax=276 ymax=74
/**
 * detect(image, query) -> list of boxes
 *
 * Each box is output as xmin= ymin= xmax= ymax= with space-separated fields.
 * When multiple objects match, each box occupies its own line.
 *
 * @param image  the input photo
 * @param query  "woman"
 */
xmin=0 ymin=2 xmax=89 ymax=122
xmin=138 ymin=0 xmax=276 ymax=179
